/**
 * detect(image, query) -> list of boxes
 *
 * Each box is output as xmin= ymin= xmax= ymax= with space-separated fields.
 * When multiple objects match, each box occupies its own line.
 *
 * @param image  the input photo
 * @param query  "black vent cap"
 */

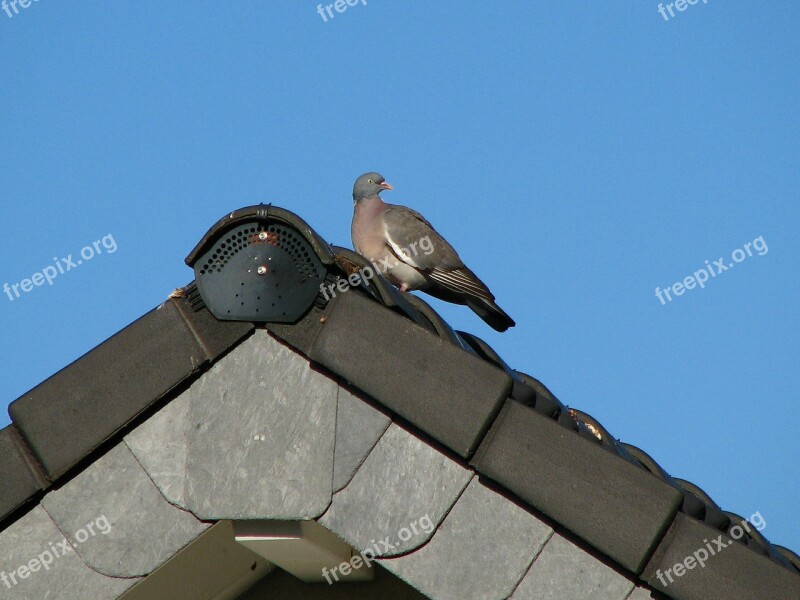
xmin=186 ymin=205 xmax=336 ymax=267
xmin=186 ymin=206 xmax=333 ymax=323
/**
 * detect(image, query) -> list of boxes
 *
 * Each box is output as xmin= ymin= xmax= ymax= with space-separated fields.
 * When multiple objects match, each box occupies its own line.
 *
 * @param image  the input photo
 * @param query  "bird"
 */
xmin=350 ymin=171 xmax=515 ymax=332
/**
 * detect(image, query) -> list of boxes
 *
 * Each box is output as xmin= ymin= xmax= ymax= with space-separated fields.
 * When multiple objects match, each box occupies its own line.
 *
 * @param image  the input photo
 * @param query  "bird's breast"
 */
xmin=351 ymin=197 xmax=390 ymax=260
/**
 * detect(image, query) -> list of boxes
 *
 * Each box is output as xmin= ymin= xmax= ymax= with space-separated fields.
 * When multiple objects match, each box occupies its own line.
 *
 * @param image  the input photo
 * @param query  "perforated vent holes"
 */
xmin=193 ymin=221 xmax=326 ymax=323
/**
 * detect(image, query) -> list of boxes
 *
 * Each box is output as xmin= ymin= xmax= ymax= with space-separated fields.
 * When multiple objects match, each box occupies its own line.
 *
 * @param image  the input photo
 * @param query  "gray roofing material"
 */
xmin=330 ymin=386 xmax=391 ymax=492
xmin=8 ymin=300 xmax=253 ymax=482
xmin=126 ymin=330 xmax=337 ymax=520
xmin=319 ymin=422 xmax=473 ymax=557
xmin=40 ymin=444 xmax=209 ymax=577
xmin=0 ymin=204 xmax=797 ymax=600
xmin=379 ymin=478 xmax=553 ymax=600
xmin=0 ymin=426 xmax=47 ymax=523
xmin=308 ymin=289 xmax=511 ymax=458
xmin=472 ymin=399 xmax=683 ymax=573
xmin=510 ymin=533 xmax=635 ymax=600
xmin=627 ymin=588 xmax=665 ymax=600
xmin=0 ymin=506 xmax=140 ymax=599
xmin=642 ymin=512 xmax=800 ymax=600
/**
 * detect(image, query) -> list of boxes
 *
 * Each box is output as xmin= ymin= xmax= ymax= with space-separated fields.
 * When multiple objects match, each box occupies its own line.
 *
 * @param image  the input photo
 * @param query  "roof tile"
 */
xmin=0 ymin=505 xmax=139 ymax=599
xmin=8 ymin=299 xmax=249 ymax=481
xmin=127 ymin=330 xmax=338 ymax=521
xmin=308 ymin=290 xmax=512 ymax=458
xmin=511 ymin=533 xmax=635 ymax=600
xmin=642 ymin=512 xmax=800 ymax=600
xmin=331 ymin=386 xmax=391 ymax=492
xmin=319 ymin=423 xmax=473 ymax=557
xmin=41 ymin=444 xmax=208 ymax=578
xmin=0 ymin=426 xmax=46 ymax=522
xmin=472 ymin=399 xmax=683 ymax=573
xmin=380 ymin=478 xmax=553 ymax=600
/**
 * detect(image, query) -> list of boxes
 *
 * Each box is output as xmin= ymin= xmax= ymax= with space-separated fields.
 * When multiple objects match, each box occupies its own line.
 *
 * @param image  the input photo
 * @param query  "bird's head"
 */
xmin=353 ymin=172 xmax=392 ymax=203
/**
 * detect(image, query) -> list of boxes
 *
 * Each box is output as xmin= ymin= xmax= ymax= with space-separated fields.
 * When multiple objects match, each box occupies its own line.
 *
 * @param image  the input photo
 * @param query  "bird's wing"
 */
xmin=382 ymin=205 xmax=495 ymax=302
xmin=428 ymin=265 xmax=496 ymax=302
xmin=382 ymin=205 xmax=462 ymax=269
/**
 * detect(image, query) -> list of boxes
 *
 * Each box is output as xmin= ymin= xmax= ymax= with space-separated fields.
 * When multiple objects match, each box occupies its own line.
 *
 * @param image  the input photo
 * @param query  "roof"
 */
xmin=0 ymin=205 xmax=797 ymax=600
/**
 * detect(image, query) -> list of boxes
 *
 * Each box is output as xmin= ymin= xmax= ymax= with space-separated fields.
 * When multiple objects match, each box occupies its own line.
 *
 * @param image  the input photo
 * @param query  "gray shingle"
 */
xmin=642 ymin=512 xmax=800 ymax=600
xmin=9 ymin=300 xmax=209 ymax=482
xmin=380 ymin=478 xmax=553 ymax=600
xmin=319 ymin=423 xmax=473 ymax=557
xmin=473 ymin=400 xmax=682 ymax=573
xmin=125 ymin=389 xmax=192 ymax=509
xmin=332 ymin=387 xmax=391 ymax=492
xmin=41 ymin=444 xmax=207 ymax=578
xmin=0 ymin=506 xmax=139 ymax=599
xmin=127 ymin=330 xmax=338 ymax=521
xmin=184 ymin=330 xmax=337 ymax=519
xmin=510 ymin=533 xmax=635 ymax=600
xmin=0 ymin=426 xmax=46 ymax=522
xmin=308 ymin=290 xmax=511 ymax=458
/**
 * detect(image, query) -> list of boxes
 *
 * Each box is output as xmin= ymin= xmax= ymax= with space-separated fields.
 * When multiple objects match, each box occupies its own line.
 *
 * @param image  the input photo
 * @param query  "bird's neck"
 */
xmin=354 ymin=195 xmax=388 ymax=213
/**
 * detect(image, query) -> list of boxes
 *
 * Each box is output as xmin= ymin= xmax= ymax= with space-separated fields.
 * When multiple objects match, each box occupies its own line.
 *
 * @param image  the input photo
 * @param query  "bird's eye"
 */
xmin=367 ymin=179 xmax=373 ymax=184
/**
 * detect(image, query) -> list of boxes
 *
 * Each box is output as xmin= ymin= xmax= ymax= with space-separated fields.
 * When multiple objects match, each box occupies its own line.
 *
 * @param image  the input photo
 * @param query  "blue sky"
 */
xmin=1 ymin=2 xmax=798 ymax=554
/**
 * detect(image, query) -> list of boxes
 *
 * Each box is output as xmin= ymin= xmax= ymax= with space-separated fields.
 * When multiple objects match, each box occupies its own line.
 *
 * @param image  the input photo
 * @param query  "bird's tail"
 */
xmin=465 ymin=297 xmax=516 ymax=332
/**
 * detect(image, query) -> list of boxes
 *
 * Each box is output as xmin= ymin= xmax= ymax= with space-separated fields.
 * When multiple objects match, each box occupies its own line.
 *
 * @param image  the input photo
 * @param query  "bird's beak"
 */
xmin=380 ymin=182 xmax=393 ymax=191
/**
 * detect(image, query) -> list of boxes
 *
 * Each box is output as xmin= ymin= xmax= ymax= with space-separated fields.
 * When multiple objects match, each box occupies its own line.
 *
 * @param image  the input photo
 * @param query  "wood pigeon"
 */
xmin=351 ymin=172 xmax=515 ymax=332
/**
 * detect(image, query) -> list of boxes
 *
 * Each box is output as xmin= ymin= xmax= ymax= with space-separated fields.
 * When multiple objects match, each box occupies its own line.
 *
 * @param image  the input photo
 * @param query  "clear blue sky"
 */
xmin=1 ymin=2 xmax=797 ymax=553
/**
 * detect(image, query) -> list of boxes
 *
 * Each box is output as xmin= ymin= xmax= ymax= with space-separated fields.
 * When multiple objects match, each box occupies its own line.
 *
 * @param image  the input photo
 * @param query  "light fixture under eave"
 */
xmin=233 ymin=520 xmax=375 ymax=583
